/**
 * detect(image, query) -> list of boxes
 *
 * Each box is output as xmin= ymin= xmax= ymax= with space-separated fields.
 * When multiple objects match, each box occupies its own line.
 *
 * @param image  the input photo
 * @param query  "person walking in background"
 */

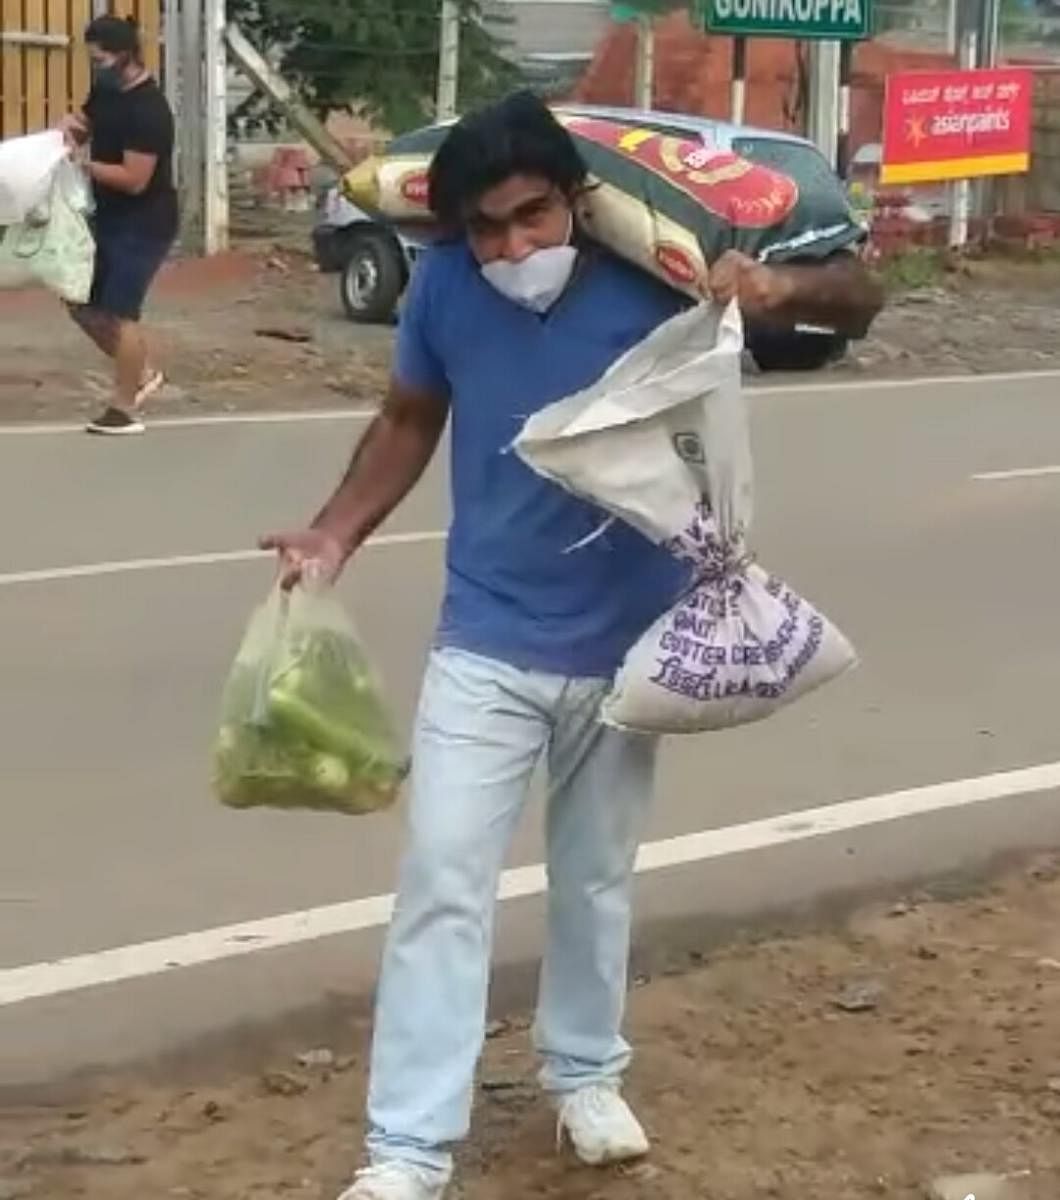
xmin=61 ymin=15 xmax=177 ymax=436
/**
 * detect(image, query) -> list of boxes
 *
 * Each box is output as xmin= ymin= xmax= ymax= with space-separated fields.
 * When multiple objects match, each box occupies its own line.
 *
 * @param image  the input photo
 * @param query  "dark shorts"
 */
xmin=88 ymin=223 xmax=173 ymax=321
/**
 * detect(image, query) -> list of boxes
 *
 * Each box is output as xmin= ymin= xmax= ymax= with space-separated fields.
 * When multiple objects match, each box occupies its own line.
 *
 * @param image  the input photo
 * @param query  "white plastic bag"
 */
xmin=515 ymin=301 xmax=856 ymax=734
xmin=0 ymin=130 xmax=68 ymax=226
xmin=0 ymin=160 xmax=95 ymax=303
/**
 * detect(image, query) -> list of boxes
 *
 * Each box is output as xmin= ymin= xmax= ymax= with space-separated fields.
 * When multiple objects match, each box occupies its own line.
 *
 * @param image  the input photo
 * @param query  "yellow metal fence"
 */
xmin=1 ymin=0 xmax=159 ymax=140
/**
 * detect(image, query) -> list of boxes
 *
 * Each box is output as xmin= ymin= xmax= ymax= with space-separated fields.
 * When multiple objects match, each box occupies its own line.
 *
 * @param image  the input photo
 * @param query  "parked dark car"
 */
xmin=312 ymin=105 xmax=860 ymax=371
xmin=312 ymin=186 xmax=422 ymax=324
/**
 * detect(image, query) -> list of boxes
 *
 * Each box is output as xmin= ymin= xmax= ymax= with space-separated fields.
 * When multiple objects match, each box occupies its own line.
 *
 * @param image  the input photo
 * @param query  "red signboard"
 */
xmin=881 ymin=67 xmax=1033 ymax=186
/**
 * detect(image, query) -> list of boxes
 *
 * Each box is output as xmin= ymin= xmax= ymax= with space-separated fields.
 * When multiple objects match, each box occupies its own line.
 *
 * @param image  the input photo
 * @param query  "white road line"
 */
xmin=0 ymin=410 xmax=376 ymax=436
xmin=753 ymin=366 xmax=1060 ymax=397
xmin=972 ymin=465 xmax=1060 ymax=482
xmin=2 ymin=369 xmax=1059 ymax=437
xmin=4 ymin=759 xmax=1059 ymax=1007
xmin=0 ymin=530 xmax=445 ymax=588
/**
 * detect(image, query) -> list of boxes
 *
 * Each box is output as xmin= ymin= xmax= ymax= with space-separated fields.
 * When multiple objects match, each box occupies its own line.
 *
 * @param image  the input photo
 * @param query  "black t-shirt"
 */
xmin=84 ymin=76 xmax=178 ymax=240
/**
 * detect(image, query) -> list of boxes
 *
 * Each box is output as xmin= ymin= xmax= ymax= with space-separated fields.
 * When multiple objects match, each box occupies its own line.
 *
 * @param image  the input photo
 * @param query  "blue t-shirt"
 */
xmin=395 ymin=239 xmax=689 ymax=678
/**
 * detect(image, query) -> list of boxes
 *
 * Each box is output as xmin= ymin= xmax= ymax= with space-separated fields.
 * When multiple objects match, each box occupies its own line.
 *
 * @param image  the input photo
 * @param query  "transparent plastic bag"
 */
xmin=214 ymin=584 xmax=406 ymax=815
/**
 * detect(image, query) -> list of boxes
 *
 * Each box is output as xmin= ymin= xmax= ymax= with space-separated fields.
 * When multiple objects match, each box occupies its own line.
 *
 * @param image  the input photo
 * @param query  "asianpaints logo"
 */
xmin=904 ymin=107 xmax=1012 ymax=150
xmin=933 ymin=108 xmax=1012 ymax=138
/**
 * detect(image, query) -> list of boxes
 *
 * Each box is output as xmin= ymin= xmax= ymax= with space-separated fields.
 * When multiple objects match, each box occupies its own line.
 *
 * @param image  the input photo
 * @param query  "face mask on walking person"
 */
xmin=476 ymin=201 xmax=578 ymax=314
xmin=480 ymin=239 xmax=577 ymax=313
xmin=91 ymin=55 xmax=128 ymax=92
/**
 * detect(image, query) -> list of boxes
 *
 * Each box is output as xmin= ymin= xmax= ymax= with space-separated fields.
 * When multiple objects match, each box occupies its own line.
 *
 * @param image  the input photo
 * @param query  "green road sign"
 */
xmin=698 ymin=0 xmax=872 ymax=41
xmin=609 ymin=0 xmax=673 ymax=21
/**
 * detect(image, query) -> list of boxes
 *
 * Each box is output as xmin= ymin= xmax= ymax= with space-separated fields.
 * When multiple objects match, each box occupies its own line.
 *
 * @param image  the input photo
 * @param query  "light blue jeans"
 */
xmin=364 ymin=647 xmax=658 ymax=1180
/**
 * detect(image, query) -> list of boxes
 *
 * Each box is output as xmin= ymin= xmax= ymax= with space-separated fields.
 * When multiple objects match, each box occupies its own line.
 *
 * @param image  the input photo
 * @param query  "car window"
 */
xmin=731 ymin=137 xmax=840 ymax=188
xmin=639 ymin=119 xmax=713 ymax=140
xmin=562 ymin=111 xmax=723 ymax=144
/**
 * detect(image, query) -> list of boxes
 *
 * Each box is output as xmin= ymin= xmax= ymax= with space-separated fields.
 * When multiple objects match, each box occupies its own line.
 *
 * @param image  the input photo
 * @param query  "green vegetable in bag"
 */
xmin=214 ymin=585 xmax=405 ymax=815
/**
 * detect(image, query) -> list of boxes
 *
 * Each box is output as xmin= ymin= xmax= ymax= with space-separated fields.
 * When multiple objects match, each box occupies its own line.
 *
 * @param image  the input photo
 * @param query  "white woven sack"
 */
xmin=514 ymin=301 xmax=856 ymax=734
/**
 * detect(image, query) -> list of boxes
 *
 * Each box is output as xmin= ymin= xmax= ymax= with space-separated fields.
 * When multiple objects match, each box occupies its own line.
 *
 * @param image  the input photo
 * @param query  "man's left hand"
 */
xmin=705 ymin=250 xmax=793 ymax=318
xmin=58 ymin=113 xmax=88 ymax=148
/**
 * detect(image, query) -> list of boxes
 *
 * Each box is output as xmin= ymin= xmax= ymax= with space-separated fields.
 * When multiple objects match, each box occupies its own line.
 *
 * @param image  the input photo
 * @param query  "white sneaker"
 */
xmin=336 ymin=1161 xmax=447 ymax=1200
xmin=556 ymin=1084 xmax=650 ymax=1166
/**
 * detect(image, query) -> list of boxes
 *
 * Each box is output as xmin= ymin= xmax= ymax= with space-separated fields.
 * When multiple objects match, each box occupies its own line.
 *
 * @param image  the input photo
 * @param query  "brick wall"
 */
xmin=573 ymin=11 xmax=954 ymax=154
xmin=994 ymin=68 xmax=1060 ymax=216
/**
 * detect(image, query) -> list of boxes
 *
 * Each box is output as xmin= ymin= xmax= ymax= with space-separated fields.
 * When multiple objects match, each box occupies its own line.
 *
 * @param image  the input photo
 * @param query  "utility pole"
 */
xmin=730 ymin=37 xmax=746 ymax=125
xmin=176 ymin=0 xmax=228 ymax=255
xmin=978 ymin=0 xmax=1001 ymax=68
xmin=945 ymin=0 xmax=959 ymax=241
xmin=633 ymin=13 xmax=655 ymax=110
xmin=204 ymin=0 xmax=229 ymax=255
xmin=837 ymin=40 xmax=852 ymax=176
xmin=945 ymin=0 xmax=958 ymax=57
xmin=179 ymin=0 xmax=205 ymax=252
xmin=976 ymin=0 xmax=1002 ymax=227
xmin=950 ymin=19 xmax=979 ymax=247
xmin=436 ymin=0 xmax=460 ymax=121
xmin=162 ymin=0 xmax=180 ymax=138
xmin=226 ymin=23 xmax=355 ymax=171
xmin=806 ymin=39 xmax=840 ymax=170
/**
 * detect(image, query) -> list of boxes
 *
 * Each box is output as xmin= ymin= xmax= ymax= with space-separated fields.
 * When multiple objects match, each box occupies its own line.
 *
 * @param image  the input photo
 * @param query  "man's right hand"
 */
xmin=258 ymin=528 xmax=348 ymax=591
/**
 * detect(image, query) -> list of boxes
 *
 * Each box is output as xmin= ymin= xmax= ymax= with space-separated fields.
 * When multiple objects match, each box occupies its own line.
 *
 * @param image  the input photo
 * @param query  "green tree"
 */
xmin=229 ymin=0 xmax=519 ymax=133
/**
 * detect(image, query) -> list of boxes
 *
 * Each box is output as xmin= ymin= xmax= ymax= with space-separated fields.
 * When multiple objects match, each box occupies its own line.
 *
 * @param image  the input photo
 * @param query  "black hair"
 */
xmin=85 ymin=14 xmax=142 ymax=59
xmin=427 ymin=91 xmax=587 ymax=227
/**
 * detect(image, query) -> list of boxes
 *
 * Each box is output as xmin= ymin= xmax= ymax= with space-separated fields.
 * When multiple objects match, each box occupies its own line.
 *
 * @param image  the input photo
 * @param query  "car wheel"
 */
xmin=340 ymin=230 xmax=406 ymax=324
xmin=747 ymin=327 xmax=849 ymax=372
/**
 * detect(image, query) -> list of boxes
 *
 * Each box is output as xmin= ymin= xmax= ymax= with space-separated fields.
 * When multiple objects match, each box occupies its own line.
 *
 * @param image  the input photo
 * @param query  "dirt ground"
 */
xmin=1 ymin=234 xmax=1059 ymax=426
xmin=4 ymin=857 xmax=1060 ymax=1200
xmin=0 ymin=242 xmax=393 ymax=425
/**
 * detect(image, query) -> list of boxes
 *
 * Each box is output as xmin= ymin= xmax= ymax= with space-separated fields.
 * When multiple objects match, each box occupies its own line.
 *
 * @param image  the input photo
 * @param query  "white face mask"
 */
xmin=479 ymin=218 xmax=577 ymax=313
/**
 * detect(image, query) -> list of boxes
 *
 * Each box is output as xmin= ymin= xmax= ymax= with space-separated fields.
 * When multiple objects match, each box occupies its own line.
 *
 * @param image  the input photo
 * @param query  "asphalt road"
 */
xmin=3 ymin=369 xmax=1060 ymax=1088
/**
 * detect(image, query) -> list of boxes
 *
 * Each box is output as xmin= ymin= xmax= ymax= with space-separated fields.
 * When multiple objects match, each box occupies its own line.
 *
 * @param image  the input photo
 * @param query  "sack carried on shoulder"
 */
xmin=343 ymin=112 xmax=864 ymax=296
